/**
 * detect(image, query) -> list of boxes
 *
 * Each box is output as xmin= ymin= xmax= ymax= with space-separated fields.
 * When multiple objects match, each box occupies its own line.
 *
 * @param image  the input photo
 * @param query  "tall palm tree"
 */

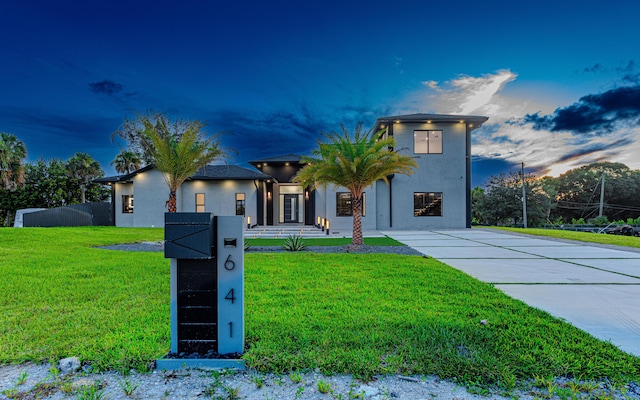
xmin=136 ymin=113 xmax=225 ymax=212
xmin=0 ymin=132 xmax=27 ymax=190
xmin=66 ymin=152 xmax=102 ymax=203
xmin=111 ymin=149 xmax=142 ymax=174
xmin=294 ymin=123 xmax=417 ymax=246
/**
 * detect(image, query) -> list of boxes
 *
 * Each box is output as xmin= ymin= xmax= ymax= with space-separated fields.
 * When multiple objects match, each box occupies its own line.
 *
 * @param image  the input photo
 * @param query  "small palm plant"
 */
xmin=282 ymin=235 xmax=306 ymax=251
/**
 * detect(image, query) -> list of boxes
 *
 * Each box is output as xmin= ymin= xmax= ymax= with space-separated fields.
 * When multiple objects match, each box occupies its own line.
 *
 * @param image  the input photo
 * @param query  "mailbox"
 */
xmin=165 ymin=213 xmax=214 ymax=259
xmin=163 ymin=213 xmax=244 ymax=358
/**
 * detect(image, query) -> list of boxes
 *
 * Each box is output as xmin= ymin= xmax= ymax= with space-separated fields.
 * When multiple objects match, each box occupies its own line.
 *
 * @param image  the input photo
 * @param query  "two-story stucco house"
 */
xmin=96 ymin=113 xmax=488 ymax=230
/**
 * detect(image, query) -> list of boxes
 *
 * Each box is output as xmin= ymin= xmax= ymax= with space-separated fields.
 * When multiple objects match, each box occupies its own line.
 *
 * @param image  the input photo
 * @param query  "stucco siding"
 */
xmin=388 ymin=121 xmax=468 ymax=229
xmin=131 ymin=169 xmax=170 ymax=227
xmin=180 ymin=180 xmax=256 ymax=226
xmin=314 ymin=184 xmax=376 ymax=232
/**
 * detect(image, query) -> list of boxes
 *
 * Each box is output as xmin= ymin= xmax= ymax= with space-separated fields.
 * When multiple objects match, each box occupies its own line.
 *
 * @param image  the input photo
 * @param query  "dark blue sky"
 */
xmin=2 ymin=0 xmax=640 ymax=186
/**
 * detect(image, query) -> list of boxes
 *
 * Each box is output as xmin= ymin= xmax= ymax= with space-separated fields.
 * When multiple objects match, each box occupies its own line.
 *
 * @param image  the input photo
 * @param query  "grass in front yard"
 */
xmin=1 ymin=227 xmax=638 ymax=388
xmin=493 ymin=227 xmax=640 ymax=249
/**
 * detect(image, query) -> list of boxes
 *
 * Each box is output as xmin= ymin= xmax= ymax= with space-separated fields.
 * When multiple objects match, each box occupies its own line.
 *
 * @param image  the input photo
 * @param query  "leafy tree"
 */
xmin=554 ymin=162 xmax=638 ymax=221
xmin=113 ymin=112 xmax=226 ymax=212
xmin=14 ymin=158 xmax=109 ymax=209
xmin=0 ymin=132 xmax=27 ymax=190
xmin=471 ymin=186 xmax=486 ymax=225
xmin=0 ymin=133 xmax=27 ymax=225
xmin=477 ymin=171 xmax=549 ymax=227
xmin=111 ymin=149 xmax=142 ymax=174
xmin=66 ymin=152 xmax=103 ymax=203
xmin=293 ymin=123 xmax=417 ymax=246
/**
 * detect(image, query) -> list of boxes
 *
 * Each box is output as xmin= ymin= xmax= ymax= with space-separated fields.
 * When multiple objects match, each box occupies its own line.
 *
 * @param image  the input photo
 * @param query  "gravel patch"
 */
xmin=98 ymin=242 xmax=425 ymax=256
xmin=2 ymin=362 xmax=637 ymax=399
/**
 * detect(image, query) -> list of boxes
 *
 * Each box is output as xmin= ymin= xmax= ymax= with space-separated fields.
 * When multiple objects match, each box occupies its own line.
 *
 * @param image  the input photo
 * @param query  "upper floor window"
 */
xmin=414 ymin=192 xmax=442 ymax=216
xmin=195 ymin=193 xmax=205 ymax=212
xmin=414 ymin=130 xmax=442 ymax=154
xmin=122 ymin=195 xmax=134 ymax=213
xmin=336 ymin=192 xmax=366 ymax=217
xmin=236 ymin=193 xmax=245 ymax=216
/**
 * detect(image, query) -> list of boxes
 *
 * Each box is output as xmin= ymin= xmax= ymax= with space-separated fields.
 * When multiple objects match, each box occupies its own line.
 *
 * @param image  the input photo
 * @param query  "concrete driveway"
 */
xmin=384 ymin=229 xmax=640 ymax=357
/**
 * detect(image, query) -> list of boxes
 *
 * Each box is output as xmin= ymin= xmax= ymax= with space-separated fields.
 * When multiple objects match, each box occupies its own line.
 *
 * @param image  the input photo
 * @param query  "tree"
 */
xmin=293 ymin=123 xmax=417 ymax=246
xmin=0 ymin=133 xmax=27 ymax=226
xmin=13 ymin=158 xmax=108 ymax=210
xmin=113 ymin=112 xmax=225 ymax=212
xmin=111 ymin=149 xmax=142 ymax=174
xmin=554 ymin=162 xmax=638 ymax=221
xmin=0 ymin=133 xmax=27 ymax=190
xmin=66 ymin=152 xmax=103 ymax=203
xmin=477 ymin=171 xmax=550 ymax=227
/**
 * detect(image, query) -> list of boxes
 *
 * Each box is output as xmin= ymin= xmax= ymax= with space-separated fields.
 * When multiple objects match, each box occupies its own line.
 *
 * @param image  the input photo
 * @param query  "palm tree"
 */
xmin=294 ymin=123 xmax=417 ymax=246
xmin=0 ymin=132 xmax=27 ymax=190
xmin=66 ymin=152 xmax=102 ymax=203
xmin=135 ymin=113 xmax=225 ymax=212
xmin=111 ymin=149 xmax=142 ymax=174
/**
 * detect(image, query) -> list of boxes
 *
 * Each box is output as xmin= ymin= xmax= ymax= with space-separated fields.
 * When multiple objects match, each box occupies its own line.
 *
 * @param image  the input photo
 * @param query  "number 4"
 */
xmin=224 ymin=288 xmax=235 ymax=303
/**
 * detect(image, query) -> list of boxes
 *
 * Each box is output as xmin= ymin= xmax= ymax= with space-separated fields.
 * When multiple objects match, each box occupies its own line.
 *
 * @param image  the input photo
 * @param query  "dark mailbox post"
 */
xmin=159 ymin=213 xmax=244 ymax=368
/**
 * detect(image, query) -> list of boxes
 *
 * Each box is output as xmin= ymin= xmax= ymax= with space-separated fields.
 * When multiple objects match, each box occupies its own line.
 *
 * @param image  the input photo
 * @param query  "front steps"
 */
xmin=244 ymin=225 xmax=329 ymax=239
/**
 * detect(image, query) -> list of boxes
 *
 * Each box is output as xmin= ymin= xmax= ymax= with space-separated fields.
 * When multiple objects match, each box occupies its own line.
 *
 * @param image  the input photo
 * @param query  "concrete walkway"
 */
xmin=383 ymin=229 xmax=640 ymax=357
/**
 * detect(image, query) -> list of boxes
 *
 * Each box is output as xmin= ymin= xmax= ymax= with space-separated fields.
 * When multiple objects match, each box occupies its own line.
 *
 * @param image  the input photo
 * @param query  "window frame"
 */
xmin=195 ymin=193 xmax=205 ymax=213
xmin=122 ymin=195 xmax=134 ymax=213
xmin=413 ymin=130 xmax=443 ymax=154
xmin=336 ymin=192 xmax=366 ymax=217
xmin=235 ymin=193 xmax=245 ymax=216
xmin=414 ymin=192 xmax=443 ymax=217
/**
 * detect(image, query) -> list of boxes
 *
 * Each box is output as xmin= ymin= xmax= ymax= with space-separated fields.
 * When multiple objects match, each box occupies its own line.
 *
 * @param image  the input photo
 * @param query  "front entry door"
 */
xmin=283 ymin=194 xmax=299 ymax=223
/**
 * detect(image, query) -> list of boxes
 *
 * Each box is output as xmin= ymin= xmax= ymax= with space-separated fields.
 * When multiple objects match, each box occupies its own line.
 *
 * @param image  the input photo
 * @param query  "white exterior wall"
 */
xmin=114 ymin=182 xmax=134 ymax=227
xmin=180 ymin=180 xmax=257 ymax=227
xmin=131 ymin=169 xmax=171 ymax=227
xmin=387 ymin=121 xmax=468 ymax=229
xmin=314 ymin=184 xmax=377 ymax=232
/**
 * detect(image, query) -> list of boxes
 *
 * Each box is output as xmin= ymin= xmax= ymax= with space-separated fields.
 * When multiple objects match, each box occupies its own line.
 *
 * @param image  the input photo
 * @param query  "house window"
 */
xmin=122 ymin=195 xmax=134 ymax=213
xmin=414 ymin=130 xmax=442 ymax=154
xmin=336 ymin=192 xmax=366 ymax=217
xmin=195 ymin=193 xmax=205 ymax=212
xmin=414 ymin=192 xmax=442 ymax=216
xmin=235 ymin=193 xmax=245 ymax=216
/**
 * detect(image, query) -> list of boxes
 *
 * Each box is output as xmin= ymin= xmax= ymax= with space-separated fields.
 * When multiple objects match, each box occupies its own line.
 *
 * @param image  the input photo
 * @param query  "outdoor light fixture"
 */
xmin=247 ymin=216 xmax=251 ymax=229
xmin=325 ymin=220 xmax=330 ymax=235
xmin=322 ymin=218 xmax=325 ymax=231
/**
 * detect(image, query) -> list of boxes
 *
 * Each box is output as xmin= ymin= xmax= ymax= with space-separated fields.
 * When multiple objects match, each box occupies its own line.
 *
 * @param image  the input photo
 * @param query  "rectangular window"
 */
xmin=414 ymin=192 xmax=442 ymax=216
xmin=336 ymin=192 xmax=366 ymax=217
xmin=195 ymin=193 xmax=205 ymax=212
xmin=122 ymin=195 xmax=134 ymax=213
xmin=414 ymin=130 xmax=443 ymax=154
xmin=235 ymin=193 xmax=245 ymax=216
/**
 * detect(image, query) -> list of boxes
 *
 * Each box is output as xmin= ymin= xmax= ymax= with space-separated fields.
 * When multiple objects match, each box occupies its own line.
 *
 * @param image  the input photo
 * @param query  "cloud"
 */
xmin=397 ymin=70 xmax=518 ymax=118
xmin=520 ymin=85 xmax=640 ymax=134
xmin=89 ymin=79 xmax=124 ymax=95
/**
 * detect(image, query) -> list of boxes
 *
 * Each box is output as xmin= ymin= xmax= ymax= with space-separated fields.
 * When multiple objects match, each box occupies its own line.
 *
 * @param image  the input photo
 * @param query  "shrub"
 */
xmin=282 ymin=235 xmax=306 ymax=251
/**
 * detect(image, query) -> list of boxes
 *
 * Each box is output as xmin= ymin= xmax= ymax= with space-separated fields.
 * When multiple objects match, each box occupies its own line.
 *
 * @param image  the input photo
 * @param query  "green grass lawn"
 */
xmin=492 ymin=226 xmax=640 ymax=249
xmin=1 ymin=227 xmax=638 ymax=390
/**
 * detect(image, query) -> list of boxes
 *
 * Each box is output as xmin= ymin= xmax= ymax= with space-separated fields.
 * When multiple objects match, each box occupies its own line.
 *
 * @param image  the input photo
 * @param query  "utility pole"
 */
xmin=522 ymin=162 xmax=527 ymax=228
xmin=599 ymin=172 xmax=605 ymax=218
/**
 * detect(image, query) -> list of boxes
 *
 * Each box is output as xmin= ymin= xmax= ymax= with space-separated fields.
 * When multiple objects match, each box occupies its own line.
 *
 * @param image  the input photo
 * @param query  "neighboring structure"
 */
xmin=96 ymin=113 xmax=488 ymax=230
